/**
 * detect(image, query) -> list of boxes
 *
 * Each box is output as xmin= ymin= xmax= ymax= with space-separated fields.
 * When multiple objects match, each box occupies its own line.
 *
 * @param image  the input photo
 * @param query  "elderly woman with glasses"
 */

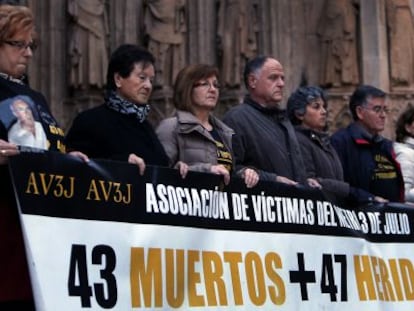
xmin=287 ymin=86 xmax=385 ymax=204
xmin=0 ymin=4 xmax=88 ymax=309
xmin=156 ymin=64 xmax=259 ymax=188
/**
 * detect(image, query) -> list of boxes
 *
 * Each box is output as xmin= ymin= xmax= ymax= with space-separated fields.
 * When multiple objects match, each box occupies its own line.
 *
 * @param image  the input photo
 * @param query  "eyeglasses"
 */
xmin=361 ymin=105 xmax=390 ymax=114
xmin=3 ymin=40 xmax=37 ymax=52
xmin=14 ymin=106 xmax=31 ymax=112
xmin=194 ymin=81 xmax=221 ymax=90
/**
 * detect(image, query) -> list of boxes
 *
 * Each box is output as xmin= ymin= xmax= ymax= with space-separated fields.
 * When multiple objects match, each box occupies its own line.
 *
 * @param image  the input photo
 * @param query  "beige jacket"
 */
xmin=156 ymin=110 xmax=234 ymax=173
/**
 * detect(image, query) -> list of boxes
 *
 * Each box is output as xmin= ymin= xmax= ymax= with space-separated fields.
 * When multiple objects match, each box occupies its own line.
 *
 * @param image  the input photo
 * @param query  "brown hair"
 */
xmin=173 ymin=64 xmax=219 ymax=112
xmin=0 ymin=4 xmax=36 ymax=43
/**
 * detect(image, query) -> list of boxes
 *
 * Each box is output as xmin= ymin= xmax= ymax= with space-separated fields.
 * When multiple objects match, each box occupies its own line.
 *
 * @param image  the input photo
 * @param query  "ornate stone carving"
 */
xmin=67 ymin=0 xmax=109 ymax=90
xmin=317 ymin=0 xmax=359 ymax=88
xmin=20 ymin=0 xmax=414 ymax=138
xmin=217 ymin=0 xmax=258 ymax=89
xmin=143 ymin=0 xmax=186 ymax=90
xmin=109 ymin=0 xmax=144 ymax=48
xmin=386 ymin=0 xmax=414 ymax=89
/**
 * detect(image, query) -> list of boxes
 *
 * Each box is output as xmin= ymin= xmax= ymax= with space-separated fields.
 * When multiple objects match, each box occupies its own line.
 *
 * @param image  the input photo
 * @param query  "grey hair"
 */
xmin=287 ymin=86 xmax=326 ymax=125
xmin=243 ymin=55 xmax=269 ymax=89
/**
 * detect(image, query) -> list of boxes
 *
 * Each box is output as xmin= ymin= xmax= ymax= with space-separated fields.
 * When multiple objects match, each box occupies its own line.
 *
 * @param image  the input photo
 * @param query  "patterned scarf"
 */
xmin=0 ymin=72 xmax=25 ymax=85
xmin=105 ymin=90 xmax=150 ymax=123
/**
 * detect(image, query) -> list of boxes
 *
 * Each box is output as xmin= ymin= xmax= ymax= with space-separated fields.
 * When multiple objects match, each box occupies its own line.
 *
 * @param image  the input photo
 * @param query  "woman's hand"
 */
xmin=0 ymin=139 xmax=19 ymax=165
xmin=176 ymin=161 xmax=189 ymax=179
xmin=128 ymin=153 xmax=146 ymax=175
xmin=243 ymin=168 xmax=259 ymax=188
xmin=307 ymin=178 xmax=322 ymax=189
xmin=211 ymin=164 xmax=230 ymax=185
xmin=68 ymin=151 xmax=89 ymax=162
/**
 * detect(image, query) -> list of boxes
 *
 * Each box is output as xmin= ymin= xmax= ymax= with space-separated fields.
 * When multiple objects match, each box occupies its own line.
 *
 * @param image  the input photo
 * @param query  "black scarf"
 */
xmin=244 ymin=95 xmax=287 ymax=121
xmin=105 ymin=90 xmax=150 ymax=123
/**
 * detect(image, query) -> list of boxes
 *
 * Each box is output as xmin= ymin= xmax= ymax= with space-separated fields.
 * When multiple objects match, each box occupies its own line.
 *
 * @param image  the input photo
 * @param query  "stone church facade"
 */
xmin=6 ymin=0 xmax=414 ymax=139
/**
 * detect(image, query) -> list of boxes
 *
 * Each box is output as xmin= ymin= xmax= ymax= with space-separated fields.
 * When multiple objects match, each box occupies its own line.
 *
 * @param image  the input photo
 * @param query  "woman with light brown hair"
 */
xmin=156 ymin=64 xmax=259 ymax=187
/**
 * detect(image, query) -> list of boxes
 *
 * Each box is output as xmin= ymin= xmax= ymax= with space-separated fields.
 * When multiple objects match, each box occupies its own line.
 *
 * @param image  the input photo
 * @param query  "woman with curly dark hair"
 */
xmin=287 ymin=86 xmax=385 ymax=204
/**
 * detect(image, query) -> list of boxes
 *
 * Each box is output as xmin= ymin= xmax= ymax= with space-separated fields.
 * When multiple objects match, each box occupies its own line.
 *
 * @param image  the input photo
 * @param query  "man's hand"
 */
xmin=243 ymin=168 xmax=259 ymax=188
xmin=276 ymin=175 xmax=298 ymax=185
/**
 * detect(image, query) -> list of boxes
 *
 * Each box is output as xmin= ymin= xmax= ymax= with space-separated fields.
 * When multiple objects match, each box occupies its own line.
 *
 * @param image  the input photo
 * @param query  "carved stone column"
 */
xmin=27 ymin=0 xmax=71 ymax=128
xmin=187 ymin=0 xmax=215 ymax=64
xmin=360 ymin=0 xmax=389 ymax=91
xmin=108 ymin=0 xmax=144 ymax=49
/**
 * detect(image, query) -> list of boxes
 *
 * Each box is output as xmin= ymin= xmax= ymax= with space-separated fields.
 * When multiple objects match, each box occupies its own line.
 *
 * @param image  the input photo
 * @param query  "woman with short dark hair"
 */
xmin=287 ymin=86 xmax=383 ymax=204
xmin=65 ymin=44 xmax=169 ymax=174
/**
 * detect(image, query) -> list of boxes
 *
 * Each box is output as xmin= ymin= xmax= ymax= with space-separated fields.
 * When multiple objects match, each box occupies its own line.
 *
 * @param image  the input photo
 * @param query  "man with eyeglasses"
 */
xmin=331 ymin=84 xmax=404 ymax=203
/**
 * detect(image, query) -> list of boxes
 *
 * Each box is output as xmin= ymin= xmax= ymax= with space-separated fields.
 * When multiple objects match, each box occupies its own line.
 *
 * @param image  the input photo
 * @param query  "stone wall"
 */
xmin=13 ymin=0 xmax=414 ymax=139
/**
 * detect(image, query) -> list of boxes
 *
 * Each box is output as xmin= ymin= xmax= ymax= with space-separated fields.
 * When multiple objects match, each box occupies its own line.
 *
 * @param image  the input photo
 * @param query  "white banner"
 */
xmin=9 ymin=151 xmax=414 ymax=310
